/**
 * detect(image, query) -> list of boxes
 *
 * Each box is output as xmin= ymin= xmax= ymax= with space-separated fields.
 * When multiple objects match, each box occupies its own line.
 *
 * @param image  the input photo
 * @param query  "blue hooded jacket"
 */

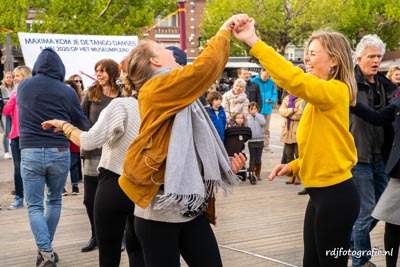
xmin=207 ymin=105 xmax=227 ymax=141
xmin=251 ymin=74 xmax=278 ymax=115
xmin=17 ymin=48 xmax=90 ymax=148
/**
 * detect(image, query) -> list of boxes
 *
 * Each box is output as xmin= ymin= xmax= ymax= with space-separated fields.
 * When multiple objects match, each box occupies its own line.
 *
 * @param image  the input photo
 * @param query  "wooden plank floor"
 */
xmin=0 ymin=109 xmax=395 ymax=267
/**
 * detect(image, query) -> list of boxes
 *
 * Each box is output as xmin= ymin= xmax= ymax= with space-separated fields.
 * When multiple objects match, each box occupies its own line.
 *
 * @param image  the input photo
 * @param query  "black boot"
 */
xmin=81 ymin=237 xmax=97 ymax=252
xmin=298 ymin=188 xmax=308 ymax=195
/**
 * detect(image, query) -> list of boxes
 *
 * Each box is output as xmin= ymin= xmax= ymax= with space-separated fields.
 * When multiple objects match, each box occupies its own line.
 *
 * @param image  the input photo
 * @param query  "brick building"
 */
xmin=144 ymin=0 xmax=206 ymax=58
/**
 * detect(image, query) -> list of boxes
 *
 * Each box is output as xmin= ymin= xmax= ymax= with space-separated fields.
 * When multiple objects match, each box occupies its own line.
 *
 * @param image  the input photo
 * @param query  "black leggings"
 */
xmin=385 ymin=222 xmax=400 ymax=267
xmin=304 ymin=178 xmax=360 ymax=267
xmin=135 ymin=214 xmax=222 ymax=267
xmin=83 ymin=174 xmax=98 ymax=238
xmin=249 ymin=146 xmax=263 ymax=165
xmin=94 ymin=169 xmax=144 ymax=267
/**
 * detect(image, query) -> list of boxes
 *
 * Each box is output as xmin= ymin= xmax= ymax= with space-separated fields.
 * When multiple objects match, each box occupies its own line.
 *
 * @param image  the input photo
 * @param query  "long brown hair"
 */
xmin=124 ymin=40 xmax=157 ymax=93
xmin=64 ymin=80 xmax=82 ymax=103
xmin=87 ymin=59 xmax=120 ymax=103
xmin=231 ymin=112 xmax=247 ymax=127
xmin=68 ymin=74 xmax=84 ymax=91
xmin=306 ymin=32 xmax=357 ymax=106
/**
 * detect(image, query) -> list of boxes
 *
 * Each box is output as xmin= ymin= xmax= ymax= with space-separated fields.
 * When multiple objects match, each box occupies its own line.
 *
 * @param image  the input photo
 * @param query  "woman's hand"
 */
xmin=268 ymin=164 xmax=293 ymax=181
xmin=41 ymin=119 xmax=66 ymax=132
xmin=230 ymin=153 xmax=246 ymax=173
xmin=220 ymin=14 xmax=250 ymax=34
xmin=232 ymin=17 xmax=259 ymax=47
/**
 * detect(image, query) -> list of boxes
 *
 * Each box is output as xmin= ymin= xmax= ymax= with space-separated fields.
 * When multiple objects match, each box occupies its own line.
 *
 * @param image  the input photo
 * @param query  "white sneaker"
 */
xmin=4 ymin=152 xmax=12 ymax=159
xmin=7 ymin=196 xmax=23 ymax=210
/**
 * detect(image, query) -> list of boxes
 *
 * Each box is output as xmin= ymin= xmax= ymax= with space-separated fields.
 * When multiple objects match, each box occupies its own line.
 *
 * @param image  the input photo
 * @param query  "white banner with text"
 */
xmin=18 ymin=32 xmax=138 ymax=89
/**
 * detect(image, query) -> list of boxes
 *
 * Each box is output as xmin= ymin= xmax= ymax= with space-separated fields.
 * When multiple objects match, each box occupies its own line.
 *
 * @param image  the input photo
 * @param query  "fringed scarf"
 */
xmin=287 ymin=94 xmax=297 ymax=129
xmin=154 ymin=99 xmax=241 ymax=216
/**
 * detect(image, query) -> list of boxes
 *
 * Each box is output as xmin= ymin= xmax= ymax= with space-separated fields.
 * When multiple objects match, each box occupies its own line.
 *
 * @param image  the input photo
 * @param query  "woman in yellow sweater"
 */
xmin=234 ymin=18 xmax=360 ymax=266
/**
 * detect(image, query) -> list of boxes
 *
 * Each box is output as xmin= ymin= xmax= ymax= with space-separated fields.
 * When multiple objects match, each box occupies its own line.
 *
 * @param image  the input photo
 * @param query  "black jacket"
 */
xmin=349 ymin=65 xmax=397 ymax=163
xmin=17 ymin=48 xmax=90 ymax=148
xmin=245 ymin=80 xmax=262 ymax=110
xmin=351 ymin=97 xmax=400 ymax=178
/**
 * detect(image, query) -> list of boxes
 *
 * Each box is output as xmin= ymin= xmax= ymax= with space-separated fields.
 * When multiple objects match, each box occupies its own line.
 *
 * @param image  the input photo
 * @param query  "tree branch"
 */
xmin=97 ymin=0 xmax=114 ymax=19
xmin=96 ymin=4 xmax=129 ymax=32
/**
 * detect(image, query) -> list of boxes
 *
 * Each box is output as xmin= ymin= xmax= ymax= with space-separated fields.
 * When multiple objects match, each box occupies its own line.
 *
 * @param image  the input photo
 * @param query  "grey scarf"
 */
xmin=154 ymin=99 xmax=240 ymax=216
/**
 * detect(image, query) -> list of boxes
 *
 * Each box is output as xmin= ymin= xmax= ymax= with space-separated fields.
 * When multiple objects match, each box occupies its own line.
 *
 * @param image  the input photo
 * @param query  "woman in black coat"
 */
xmin=351 ymin=97 xmax=400 ymax=267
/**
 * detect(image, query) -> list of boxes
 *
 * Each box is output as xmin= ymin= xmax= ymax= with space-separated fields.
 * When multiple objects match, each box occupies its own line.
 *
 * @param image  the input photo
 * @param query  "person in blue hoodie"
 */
xmin=206 ymin=91 xmax=227 ymax=141
xmin=251 ymin=68 xmax=278 ymax=151
xmin=17 ymin=48 xmax=90 ymax=267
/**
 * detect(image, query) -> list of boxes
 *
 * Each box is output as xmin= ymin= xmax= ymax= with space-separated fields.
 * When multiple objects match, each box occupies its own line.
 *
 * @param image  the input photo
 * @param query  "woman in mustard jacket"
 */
xmin=119 ymin=15 xmax=247 ymax=267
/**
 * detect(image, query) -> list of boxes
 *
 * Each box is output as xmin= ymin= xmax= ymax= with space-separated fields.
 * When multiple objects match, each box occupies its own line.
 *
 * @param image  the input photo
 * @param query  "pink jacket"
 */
xmin=3 ymin=89 xmax=19 ymax=140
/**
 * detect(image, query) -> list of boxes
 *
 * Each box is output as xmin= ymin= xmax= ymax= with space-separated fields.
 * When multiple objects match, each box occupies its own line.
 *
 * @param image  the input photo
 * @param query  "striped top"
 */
xmin=80 ymin=97 xmax=140 ymax=175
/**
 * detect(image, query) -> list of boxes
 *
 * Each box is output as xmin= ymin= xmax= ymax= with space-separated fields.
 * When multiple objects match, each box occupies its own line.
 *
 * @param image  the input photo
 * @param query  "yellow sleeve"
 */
xmin=140 ymin=30 xmax=231 ymax=118
xmin=250 ymin=40 xmax=348 ymax=110
xmin=288 ymin=159 xmax=300 ymax=177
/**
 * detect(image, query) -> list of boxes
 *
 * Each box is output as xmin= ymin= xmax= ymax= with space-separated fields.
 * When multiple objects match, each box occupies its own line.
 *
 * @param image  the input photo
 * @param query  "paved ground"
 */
xmin=0 ymin=109 xmax=394 ymax=266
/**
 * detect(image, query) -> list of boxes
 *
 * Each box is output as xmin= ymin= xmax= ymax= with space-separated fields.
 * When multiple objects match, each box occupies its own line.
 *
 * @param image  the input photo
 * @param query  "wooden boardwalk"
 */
xmin=0 ymin=110 xmax=394 ymax=267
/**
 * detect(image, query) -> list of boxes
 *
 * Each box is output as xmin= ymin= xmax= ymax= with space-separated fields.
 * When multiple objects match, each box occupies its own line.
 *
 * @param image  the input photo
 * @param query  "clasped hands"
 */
xmin=220 ymin=14 xmax=259 ymax=47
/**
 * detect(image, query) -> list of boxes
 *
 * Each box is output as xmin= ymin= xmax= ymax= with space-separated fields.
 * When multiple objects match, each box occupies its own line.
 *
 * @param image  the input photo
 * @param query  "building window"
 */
xmin=156 ymin=14 xmax=178 ymax=27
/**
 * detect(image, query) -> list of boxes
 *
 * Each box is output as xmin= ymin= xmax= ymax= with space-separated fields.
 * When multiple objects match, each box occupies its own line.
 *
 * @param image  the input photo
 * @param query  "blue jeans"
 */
xmin=21 ymin=148 xmax=70 ymax=252
xmin=2 ymin=115 xmax=11 ymax=153
xmin=351 ymin=160 xmax=388 ymax=266
xmin=10 ymin=137 xmax=23 ymax=197
xmin=69 ymin=152 xmax=80 ymax=185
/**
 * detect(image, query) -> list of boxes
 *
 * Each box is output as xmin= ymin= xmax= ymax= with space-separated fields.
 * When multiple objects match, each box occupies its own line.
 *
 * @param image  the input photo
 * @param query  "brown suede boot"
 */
xmin=286 ymin=176 xmax=295 ymax=184
xmin=255 ymin=163 xmax=262 ymax=181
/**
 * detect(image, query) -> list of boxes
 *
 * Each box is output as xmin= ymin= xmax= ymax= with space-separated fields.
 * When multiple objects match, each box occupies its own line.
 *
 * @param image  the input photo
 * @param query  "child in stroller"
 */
xmin=224 ymin=113 xmax=258 ymax=184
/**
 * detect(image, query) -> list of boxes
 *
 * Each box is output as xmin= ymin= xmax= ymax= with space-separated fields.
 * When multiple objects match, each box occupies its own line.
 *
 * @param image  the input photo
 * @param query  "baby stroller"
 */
xmin=224 ymin=126 xmax=258 ymax=185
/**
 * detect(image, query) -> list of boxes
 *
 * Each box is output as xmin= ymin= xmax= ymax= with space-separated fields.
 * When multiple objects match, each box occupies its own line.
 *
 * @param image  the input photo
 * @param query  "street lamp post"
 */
xmin=2 ymin=32 xmax=14 ymax=72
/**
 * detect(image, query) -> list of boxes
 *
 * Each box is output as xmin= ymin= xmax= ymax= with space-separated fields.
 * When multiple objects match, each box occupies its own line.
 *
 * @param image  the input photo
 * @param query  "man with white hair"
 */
xmin=350 ymin=34 xmax=397 ymax=267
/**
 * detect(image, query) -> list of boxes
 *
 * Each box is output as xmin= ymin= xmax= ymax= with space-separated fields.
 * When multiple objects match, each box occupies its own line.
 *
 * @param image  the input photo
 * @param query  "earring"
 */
xmin=328 ymin=67 xmax=334 ymax=75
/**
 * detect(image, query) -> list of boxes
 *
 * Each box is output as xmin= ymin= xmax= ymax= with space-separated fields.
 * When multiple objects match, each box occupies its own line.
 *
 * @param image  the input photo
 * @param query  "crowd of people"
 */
xmin=0 ymin=13 xmax=400 ymax=267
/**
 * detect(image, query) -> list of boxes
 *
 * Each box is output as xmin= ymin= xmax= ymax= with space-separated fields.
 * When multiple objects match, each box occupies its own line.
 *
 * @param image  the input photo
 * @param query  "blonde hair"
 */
xmin=124 ymin=40 xmax=157 ymax=93
xmin=306 ymin=32 xmax=357 ymax=106
xmin=13 ymin=66 xmax=32 ymax=80
xmin=386 ymin=66 xmax=400 ymax=83
xmin=1 ymin=71 xmax=15 ymax=88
